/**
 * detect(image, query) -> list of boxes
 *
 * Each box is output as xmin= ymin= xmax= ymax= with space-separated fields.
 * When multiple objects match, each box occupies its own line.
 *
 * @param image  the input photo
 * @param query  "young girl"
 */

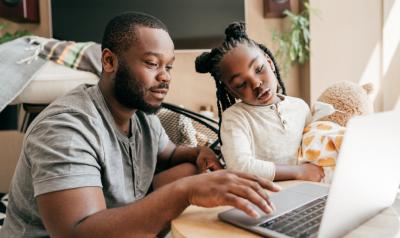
xmin=195 ymin=22 xmax=324 ymax=182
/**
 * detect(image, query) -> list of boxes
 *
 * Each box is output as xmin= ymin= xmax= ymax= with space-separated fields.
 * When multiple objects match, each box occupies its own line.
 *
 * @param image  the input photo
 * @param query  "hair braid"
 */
xmin=215 ymin=83 xmax=224 ymax=143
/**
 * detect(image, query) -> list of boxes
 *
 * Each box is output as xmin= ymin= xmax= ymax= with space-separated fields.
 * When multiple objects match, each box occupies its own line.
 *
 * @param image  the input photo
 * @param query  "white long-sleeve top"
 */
xmin=220 ymin=95 xmax=311 ymax=180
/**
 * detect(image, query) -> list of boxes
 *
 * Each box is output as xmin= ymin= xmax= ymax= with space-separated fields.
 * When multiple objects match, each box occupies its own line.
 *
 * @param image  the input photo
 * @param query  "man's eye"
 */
xmin=236 ymin=82 xmax=246 ymax=89
xmin=146 ymin=61 xmax=158 ymax=68
xmin=255 ymin=64 xmax=265 ymax=74
xmin=166 ymin=65 xmax=173 ymax=72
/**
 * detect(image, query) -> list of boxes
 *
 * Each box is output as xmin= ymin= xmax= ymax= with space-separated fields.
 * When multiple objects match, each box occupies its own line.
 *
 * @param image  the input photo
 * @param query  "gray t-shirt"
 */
xmin=0 ymin=84 xmax=169 ymax=237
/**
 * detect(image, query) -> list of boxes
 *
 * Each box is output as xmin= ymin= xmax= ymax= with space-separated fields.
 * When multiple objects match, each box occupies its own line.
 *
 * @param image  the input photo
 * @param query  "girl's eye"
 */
xmin=236 ymin=82 xmax=246 ymax=89
xmin=255 ymin=64 xmax=265 ymax=74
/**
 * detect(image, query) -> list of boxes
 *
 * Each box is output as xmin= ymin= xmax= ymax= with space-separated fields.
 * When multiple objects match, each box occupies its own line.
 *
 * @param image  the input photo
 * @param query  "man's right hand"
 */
xmin=180 ymin=170 xmax=281 ymax=218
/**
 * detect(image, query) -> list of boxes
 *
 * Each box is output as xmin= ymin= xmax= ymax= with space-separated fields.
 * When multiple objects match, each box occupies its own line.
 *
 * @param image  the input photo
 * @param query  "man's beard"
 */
xmin=114 ymin=62 xmax=167 ymax=114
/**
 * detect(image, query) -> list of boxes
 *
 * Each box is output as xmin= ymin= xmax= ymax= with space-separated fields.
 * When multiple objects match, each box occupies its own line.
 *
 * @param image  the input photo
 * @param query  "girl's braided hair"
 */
xmin=195 ymin=22 xmax=286 ymax=143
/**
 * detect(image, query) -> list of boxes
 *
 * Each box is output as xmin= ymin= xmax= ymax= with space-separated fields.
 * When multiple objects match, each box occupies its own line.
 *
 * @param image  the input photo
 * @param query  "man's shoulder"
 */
xmin=50 ymin=84 xmax=98 ymax=113
xmin=27 ymin=85 xmax=101 ymax=133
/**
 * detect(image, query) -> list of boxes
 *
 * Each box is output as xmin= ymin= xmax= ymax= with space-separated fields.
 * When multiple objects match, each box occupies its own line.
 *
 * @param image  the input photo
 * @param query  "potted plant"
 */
xmin=272 ymin=1 xmax=314 ymax=75
xmin=0 ymin=23 xmax=30 ymax=44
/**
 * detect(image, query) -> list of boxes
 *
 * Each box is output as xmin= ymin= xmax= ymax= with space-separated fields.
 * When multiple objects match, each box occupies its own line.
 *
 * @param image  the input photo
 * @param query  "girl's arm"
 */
xmin=274 ymin=163 xmax=325 ymax=182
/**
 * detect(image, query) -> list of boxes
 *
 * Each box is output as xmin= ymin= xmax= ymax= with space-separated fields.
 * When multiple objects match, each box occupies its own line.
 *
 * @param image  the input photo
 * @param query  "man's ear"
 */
xmin=102 ymin=49 xmax=118 ymax=73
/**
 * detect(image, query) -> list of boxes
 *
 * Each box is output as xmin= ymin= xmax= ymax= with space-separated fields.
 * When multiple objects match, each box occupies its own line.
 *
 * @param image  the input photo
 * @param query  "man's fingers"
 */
xmin=237 ymin=178 xmax=275 ymax=210
xmin=224 ymin=194 xmax=259 ymax=218
xmin=227 ymin=171 xmax=279 ymax=211
xmin=228 ymin=185 xmax=273 ymax=215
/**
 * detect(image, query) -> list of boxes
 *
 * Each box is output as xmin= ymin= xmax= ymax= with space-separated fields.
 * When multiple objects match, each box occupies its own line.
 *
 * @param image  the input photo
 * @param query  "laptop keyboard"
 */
xmin=259 ymin=195 xmax=328 ymax=238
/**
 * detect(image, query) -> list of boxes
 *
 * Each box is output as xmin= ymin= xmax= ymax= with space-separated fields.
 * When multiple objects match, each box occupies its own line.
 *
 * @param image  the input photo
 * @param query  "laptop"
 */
xmin=219 ymin=109 xmax=400 ymax=238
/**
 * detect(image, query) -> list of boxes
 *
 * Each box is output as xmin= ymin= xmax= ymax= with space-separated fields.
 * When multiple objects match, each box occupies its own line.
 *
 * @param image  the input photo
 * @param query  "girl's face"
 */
xmin=218 ymin=44 xmax=279 ymax=106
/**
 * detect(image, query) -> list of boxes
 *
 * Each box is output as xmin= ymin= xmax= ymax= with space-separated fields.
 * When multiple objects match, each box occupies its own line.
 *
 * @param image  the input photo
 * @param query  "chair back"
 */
xmin=157 ymin=103 xmax=219 ymax=150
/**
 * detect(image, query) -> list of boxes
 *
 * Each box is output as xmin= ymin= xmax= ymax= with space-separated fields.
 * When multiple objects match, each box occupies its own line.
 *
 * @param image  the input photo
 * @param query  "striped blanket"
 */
xmin=39 ymin=40 xmax=101 ymax=76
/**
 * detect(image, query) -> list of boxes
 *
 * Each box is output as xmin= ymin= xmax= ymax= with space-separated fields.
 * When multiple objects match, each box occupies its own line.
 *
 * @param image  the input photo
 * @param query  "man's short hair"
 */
xmin=101 ymin=12 xmax=168 ymax=56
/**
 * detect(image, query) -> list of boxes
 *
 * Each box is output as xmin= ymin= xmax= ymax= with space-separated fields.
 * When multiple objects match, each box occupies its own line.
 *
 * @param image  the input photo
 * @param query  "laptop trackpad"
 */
xmin=271 ymin=183 xmax=328 ymax=215
xmin=218 ymin=183 xmax=329 ymax=226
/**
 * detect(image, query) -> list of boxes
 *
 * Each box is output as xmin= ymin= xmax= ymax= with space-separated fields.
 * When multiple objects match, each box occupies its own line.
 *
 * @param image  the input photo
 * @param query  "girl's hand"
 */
xmin=196 ymin=146 xmax=223 ymax=172
xmin=296 ymin=163 xmax=325 ymax=182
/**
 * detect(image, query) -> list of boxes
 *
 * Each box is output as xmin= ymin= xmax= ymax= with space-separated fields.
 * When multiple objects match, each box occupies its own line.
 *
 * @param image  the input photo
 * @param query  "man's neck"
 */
xmin=99 ymin=80 xmax=136 ymax=136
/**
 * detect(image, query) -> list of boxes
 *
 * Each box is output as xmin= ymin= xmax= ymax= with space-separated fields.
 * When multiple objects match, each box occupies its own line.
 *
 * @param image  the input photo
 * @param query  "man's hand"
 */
xmin=180 ymin=170 xmax=281 ymax=218
xmin=296 ymin=163 xmax=325 ymax=182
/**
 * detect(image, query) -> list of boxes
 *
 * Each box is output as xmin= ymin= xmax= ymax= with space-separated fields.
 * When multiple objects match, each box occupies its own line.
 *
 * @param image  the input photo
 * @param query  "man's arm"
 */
xmin=37 ymin=183 xmax=188 ymax=238
xmin=37 ymin=170 xmax=281 ymax=238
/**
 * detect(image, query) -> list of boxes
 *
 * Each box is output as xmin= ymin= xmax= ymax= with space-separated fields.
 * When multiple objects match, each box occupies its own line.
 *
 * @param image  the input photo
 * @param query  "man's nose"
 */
xmin=156 ymin=69 xmax=171 ymax=82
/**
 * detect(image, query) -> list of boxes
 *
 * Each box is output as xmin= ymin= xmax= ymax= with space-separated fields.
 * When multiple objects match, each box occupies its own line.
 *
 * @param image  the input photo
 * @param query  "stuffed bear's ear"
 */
xmin=362 ymin=83 xmax=374 ymax=95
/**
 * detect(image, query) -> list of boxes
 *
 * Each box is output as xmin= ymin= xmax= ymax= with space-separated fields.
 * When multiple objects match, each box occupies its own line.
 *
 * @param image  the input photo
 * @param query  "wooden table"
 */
xmin=171 ymin=181 xmax=400 ymax=238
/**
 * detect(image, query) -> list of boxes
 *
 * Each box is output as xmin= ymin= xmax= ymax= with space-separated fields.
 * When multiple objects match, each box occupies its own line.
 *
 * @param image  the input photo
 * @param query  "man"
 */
xmin=1 ymin=12 xmax=280 ymax=237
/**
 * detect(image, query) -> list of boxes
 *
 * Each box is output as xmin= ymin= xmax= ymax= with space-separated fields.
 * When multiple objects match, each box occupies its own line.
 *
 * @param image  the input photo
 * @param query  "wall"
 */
xmin=309 ymin=0 xmax=384 ymax=111
xmin=164 ymin=50 xmax=217 ymax=112
xmin=51 ymin=0 xmax=244 ymax=50
xmin=245 ymin=0 xmax=303 ymax=100
xmin=0 ymin=0 xmax=51 ymax=37
xmin=382 ymin=0 xmax=400 ymax=110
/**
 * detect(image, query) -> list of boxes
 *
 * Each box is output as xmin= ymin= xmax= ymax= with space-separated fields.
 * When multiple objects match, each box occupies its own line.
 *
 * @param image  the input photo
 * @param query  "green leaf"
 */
xmin=0 ymin=23 xmax=7 ymax=31
xmin=271 ymin=0 xmax=312 ymax=75
xmin=0 ymin=24 xmax=31 ymax=44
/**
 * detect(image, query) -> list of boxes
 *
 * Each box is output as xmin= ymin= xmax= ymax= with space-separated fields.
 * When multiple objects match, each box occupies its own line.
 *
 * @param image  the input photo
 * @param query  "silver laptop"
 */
xmin=219 ymin=109 xmax=400 ymax=238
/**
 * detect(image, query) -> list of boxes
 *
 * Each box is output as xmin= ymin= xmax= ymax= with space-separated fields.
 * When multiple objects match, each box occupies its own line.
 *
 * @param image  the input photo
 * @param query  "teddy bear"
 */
xmin=298 ymin=81 xmax=374 ymax=183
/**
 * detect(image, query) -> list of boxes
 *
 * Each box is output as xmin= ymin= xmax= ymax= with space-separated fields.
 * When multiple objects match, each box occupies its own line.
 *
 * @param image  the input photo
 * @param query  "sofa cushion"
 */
xmin=11 ymin=61 xmax=99 ymax=105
